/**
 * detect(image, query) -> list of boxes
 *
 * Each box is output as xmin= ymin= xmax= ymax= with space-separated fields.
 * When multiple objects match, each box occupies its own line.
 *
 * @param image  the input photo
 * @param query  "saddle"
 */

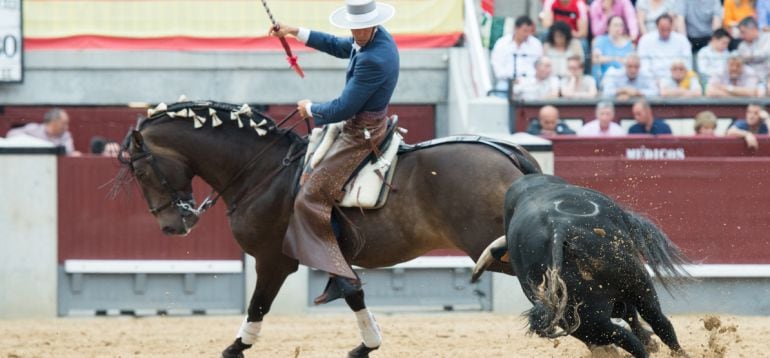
xmin=302 ymin=115 xmax=402 ymax=209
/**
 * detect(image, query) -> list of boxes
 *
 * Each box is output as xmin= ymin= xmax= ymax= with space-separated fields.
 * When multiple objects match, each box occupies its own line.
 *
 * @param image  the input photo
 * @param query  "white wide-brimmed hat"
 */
xmin=329 ymin=0 xmax=395 ymax=30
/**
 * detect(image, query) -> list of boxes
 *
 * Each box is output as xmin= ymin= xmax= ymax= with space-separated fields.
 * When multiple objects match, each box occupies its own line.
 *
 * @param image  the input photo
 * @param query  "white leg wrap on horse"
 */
xmin=355 ymin=309 xmax=382 ymax=348
xmin=237 ymin=317 xmax=262 ymax=345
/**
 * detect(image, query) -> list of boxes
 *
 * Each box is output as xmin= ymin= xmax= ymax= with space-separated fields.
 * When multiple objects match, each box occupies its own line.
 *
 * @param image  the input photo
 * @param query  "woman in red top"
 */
xmin=540 ymin=0 xmax=589 ymax=40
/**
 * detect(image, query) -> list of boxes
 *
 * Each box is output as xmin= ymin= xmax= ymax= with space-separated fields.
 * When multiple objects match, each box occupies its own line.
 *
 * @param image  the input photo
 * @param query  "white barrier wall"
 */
xmin=0 ymin=149 xmax=59 ymax=318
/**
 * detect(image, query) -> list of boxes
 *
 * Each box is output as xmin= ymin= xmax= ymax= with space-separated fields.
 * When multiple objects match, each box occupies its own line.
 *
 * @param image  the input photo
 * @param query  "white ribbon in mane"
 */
xmin=210 ymin=108 xmax=223 ymax=127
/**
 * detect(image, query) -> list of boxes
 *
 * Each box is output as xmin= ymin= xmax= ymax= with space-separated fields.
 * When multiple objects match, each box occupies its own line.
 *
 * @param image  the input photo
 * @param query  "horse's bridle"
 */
xmin=127 ymin=137 xmax=203 ymax=221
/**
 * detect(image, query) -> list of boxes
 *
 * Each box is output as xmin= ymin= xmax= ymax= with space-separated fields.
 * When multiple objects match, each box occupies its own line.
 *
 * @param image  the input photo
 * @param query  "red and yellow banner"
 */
xmin=23 ymin=0 xmax=463 ymax=50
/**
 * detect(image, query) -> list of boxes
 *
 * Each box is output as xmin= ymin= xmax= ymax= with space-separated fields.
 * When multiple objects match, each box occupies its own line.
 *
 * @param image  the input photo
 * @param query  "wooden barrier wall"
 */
xmin=57 ymin=157 xmax=243 ymax=263
xmin=552 ymin=136 xmax=770 ymax=264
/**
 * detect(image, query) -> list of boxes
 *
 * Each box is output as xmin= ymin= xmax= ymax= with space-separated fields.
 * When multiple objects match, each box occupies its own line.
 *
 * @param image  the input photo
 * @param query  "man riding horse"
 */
xmin=268 ymin=0 xmax=399 ymax=304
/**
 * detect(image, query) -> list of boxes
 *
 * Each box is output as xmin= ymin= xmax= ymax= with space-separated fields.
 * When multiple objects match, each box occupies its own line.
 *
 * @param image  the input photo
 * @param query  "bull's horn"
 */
xmin=471 ymin=235 xmax=507 ymax=283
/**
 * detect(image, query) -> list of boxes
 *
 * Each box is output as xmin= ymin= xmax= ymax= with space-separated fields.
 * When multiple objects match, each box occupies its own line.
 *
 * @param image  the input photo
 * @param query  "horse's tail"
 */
xmin=509 ymin=144 xmax=543 ymax=175
xmin=623 ymin=211 xmax=691 ymax=293
xmin=525 ymin=225 xmax=580 ymax=338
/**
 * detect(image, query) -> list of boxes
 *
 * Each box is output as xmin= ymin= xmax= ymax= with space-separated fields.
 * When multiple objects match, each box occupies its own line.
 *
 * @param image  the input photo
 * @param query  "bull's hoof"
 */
xmin=643 ymin=336 xmax=659 ymax=353
xmin=221 ymin=338 xmax=252 ymax=358
xmin=671 ymin=348 xmax=690 ymax=358
xmin=347 ymin=342 xmax=379 ymax=358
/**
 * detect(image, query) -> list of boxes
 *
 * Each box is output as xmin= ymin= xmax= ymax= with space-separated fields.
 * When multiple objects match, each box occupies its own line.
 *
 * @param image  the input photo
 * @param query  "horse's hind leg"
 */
xmin=221 ymin=257 xmax=298 ymax=358
xmin=344 ymin=286 xmax=382 ymax=358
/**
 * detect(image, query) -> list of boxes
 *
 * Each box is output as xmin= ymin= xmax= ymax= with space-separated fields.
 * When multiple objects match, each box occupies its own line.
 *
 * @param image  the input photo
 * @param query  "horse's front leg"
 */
xmin=221 ymin=256 xmax=298 ymax=358
xmin=344 ymin=279 xmax=382 ymax=358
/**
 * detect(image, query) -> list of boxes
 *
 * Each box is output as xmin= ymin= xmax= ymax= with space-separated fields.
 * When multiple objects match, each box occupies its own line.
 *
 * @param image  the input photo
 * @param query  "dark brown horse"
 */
xmin=116 ymin=101 xmax=540 ymax=357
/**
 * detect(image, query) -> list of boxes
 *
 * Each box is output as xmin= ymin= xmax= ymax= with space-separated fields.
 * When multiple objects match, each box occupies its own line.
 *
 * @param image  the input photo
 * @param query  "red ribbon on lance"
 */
xmin=261 ymin=0 xmax=305 ymax=78
xmin=275 ymin=27 xmax=305 ymax=78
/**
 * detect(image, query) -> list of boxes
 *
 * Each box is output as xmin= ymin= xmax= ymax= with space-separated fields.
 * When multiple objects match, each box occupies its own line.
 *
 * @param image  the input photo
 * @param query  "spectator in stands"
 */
xmin=696 ymin=29 xmax=733 ymax=83
xmin=490 ymin=16 xmax=543 ymax=95
xmin=758 ymin=0 xmax=770 ymax=32
xmin=561 ymin=55 xmax=598 ymax=98
xmin=540 ymin=0 xmax=589 ymax=42
xmin=629 ymin=98 xmax=673 ymax=134
xmin=591 ymin=15 xmax=635 ymax=81
xmin=674 ymin=0 xmax=724 ymax=53
xmin=526 ymin=105 xmax=576 ymax=135
xmin=6 ymin=108 xmax=81 ymax=156
xmin=513 ymin=57 xmax=560 ymax=100
xmin=636 ymin=0 xmax=677 ymax=36
xmin=637 ymin=14 xmax=693 ymax=79
xmin=589 ymin=0 xmax=639 ymax=39
xmin=578 ymin=100 xmax=625 ymax=136
xmin=724 ymin=0 xmax=757 ymax=38
xmin=660 ymin=59 xmax=702 ymax=97
xmin=543 ymin=21 xmax=585 ymax=78
xmin=706 ymin=55 xmax=763 ymax=97
xmin=727 ymin=103 xmax=769 ymax=149
xmin=737 ymin=17 xmax=770 ymax=80
xmin=694 ymin=111 xmax=719 ymax=136
xmin=601 ymin=53 xmax=659 ymax=99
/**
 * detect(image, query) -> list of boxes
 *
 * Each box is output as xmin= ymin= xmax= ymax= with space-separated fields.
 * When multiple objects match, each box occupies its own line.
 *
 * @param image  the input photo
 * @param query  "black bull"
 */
xmin=473 ymin=174 xmax=690 ymax=358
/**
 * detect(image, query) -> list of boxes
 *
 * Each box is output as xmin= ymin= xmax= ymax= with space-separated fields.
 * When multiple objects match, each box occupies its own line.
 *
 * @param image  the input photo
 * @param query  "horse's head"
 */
xmin=121 ymin=128 xmax=200 ymax=236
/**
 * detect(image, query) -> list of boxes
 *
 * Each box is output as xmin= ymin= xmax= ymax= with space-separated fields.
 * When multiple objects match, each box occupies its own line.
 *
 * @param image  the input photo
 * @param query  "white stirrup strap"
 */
xmin=355 ymin=309 xmax=382 ymax=348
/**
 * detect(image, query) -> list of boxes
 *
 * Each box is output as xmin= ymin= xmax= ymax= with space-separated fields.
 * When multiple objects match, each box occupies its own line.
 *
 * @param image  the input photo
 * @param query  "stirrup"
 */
xmin=313 ymin=275 xmax=362 ymax=305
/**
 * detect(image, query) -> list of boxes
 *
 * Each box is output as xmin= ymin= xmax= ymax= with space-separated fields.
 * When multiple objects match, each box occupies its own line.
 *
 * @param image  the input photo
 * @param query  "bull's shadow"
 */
xmin=474 ymin=174 xmax=691 ymax=358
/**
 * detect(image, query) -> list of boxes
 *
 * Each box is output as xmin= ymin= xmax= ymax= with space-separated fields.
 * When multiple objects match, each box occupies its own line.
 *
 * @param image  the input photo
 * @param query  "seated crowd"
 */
xmin=525 ymin=98 xmax=770 ymax=149
xmin=491 ymin=0 xmax=770 ymax=100
xmin=495 ymin=1 xmax=770 ymax=148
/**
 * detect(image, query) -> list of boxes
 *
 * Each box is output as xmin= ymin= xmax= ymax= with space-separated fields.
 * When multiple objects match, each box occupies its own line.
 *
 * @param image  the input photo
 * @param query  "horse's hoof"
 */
xmin=347 ymin=342 xmax=379 ymax=358
xmin=221 ymin=338 xmax=252 ymax=358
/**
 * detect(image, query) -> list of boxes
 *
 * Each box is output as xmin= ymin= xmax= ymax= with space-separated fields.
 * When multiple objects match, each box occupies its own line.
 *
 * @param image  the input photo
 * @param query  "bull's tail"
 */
xmin=623 ymin=211 xmax=691 ymax=293
xmin=526 ymin=227 xmax=580 ymax=338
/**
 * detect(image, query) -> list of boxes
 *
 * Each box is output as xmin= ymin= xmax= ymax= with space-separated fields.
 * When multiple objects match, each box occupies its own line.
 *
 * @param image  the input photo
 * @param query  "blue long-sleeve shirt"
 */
xmin=759 ymin=0 xmax=770 ymax=30
xmin=302 ymin=26 xmax=400 ymax=125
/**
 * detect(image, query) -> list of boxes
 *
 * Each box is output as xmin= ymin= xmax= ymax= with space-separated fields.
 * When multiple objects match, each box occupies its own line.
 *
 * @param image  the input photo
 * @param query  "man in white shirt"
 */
xmin=578 ymin=101 xmax=625 ymax=136
xmin=513 ymin=56 xmax=560 ymax=100
xmin=6 ymin=108 xmax=81 ymax=156
xmin=706 ymin=55 xmax=764 ymax=97
xmin=737 ymin=17 xmax=770 ymax=80
xmin=638 ymin=14 xmax=693 ymax=79
xmin=696 ymin=29 xmax=732 ymax=83
xmin=490 ymin=16 xmax=543 ymax=94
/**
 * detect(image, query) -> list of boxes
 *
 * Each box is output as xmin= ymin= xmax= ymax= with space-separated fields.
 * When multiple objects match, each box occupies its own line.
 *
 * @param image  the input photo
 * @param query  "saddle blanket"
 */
xmin=303 ymin=118 xmax=402 ymax=209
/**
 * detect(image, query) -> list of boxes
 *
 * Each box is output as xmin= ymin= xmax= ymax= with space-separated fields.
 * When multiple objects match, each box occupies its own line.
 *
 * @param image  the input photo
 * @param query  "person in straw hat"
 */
xmin=269 ymin=0 xmax=399 ymax=306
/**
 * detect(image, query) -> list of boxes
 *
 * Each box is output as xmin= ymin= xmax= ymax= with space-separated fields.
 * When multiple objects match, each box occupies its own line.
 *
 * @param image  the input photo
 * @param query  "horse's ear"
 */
xmin=131 ymin=130 xmax=144 ymax=148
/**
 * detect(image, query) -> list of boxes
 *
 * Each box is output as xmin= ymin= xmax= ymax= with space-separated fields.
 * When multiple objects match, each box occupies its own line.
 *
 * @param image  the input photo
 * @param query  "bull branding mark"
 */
xmin=553 ymin=200 xmax=600 ymax=217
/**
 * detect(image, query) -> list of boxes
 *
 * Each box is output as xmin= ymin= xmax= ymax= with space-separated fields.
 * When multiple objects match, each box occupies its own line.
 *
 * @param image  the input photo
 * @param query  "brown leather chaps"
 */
xmin=283 ymin=111 xmax=388 ymax=279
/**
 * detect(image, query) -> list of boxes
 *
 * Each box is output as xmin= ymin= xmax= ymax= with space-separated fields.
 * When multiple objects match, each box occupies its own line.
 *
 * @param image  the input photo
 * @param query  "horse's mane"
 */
xmin=138 ymin=100 xmax=306 ymax=144
xmin=108 ymin=100 xmax=306 ymax=198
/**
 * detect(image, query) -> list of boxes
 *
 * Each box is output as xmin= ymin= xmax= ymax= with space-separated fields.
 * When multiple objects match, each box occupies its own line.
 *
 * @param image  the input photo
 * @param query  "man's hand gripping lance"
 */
xmin=261 ymin=0 xmax=305 ymax=78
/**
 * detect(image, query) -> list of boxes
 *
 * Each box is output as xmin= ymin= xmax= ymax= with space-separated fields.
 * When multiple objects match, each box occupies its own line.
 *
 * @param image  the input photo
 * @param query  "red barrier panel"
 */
xmin=2 ymin=105 xmax=436 ymax=153
xmin=57 ymin=157 xmax=243 ymax=263
xmin=552 ymin=137 xmax=770 ymax=264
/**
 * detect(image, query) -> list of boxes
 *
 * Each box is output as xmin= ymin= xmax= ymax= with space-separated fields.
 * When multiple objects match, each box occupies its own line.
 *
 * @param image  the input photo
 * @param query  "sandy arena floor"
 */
xmin=0 ymin=313 xmax=765 ymax=357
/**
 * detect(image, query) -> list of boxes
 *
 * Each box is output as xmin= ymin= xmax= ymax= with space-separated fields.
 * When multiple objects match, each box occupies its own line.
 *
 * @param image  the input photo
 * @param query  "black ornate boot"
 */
xmin=313 ymin=274 xmax=362 ymax=305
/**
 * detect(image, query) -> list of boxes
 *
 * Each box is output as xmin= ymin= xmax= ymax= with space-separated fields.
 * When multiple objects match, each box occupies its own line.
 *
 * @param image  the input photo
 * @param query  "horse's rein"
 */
xmin=194 ymin=109 xmax=307 ymax=216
